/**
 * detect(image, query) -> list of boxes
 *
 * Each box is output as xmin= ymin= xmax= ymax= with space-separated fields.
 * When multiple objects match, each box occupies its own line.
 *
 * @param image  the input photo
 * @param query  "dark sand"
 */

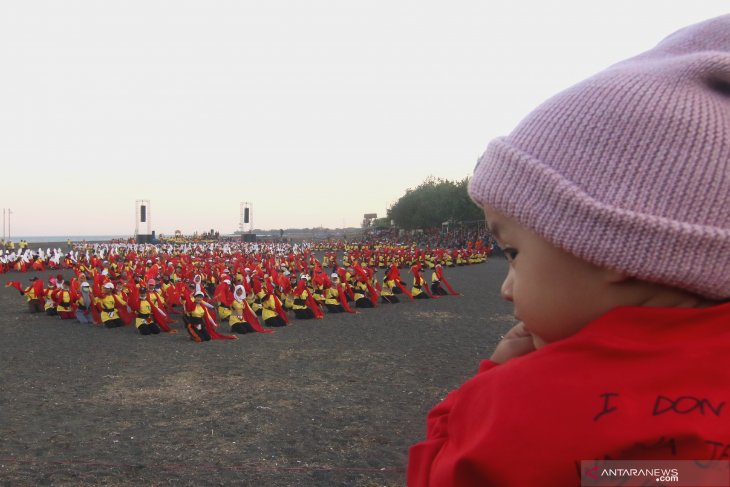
xmin=0 ymin=256 xmax=514 ymax=487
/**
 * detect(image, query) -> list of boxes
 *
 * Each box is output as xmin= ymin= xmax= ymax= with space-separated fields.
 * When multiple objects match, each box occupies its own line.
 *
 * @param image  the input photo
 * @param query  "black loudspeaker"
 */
xmin=242 ymin=233 xmax=256 ymax=242
xmin=140 ymin=205 xmax=146 ymax=223
xmin=244 ymin=208 xmax=250 ymax=224
xmin=136 ymin=234 xmax=152 ymax=244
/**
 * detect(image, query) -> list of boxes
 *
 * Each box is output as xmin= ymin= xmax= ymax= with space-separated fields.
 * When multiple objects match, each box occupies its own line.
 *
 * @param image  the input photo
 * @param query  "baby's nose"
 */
xmin=500 ymin=272 xmax=514 ymax=302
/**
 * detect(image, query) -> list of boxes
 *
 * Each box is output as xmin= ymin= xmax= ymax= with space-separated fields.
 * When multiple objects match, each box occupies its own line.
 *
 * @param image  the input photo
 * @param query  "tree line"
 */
xmin=370 ymin=177 xmax=484 ymax=230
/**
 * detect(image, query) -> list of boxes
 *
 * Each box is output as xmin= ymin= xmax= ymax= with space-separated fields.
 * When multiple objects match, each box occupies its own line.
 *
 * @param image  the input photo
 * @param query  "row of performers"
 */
xmin=323 ymin=247 xmax=487 ymax=270
xmin=312 ymin=239 xmax=490 ymax=253
xmin=5 ymin=264 xmax=460 ymax=342
xmin=1 ymin=240 xmax=487 ymax=276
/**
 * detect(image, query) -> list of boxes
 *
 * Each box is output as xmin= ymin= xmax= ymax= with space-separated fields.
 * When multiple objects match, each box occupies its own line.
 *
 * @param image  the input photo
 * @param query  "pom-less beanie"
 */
xmin=469 ymin=15 xmax=730 ymax=300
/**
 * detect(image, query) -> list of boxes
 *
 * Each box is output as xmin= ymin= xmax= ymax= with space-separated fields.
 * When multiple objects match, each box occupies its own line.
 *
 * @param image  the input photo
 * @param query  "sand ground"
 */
xmin=0 ymin=255 xmax=513 ymax=487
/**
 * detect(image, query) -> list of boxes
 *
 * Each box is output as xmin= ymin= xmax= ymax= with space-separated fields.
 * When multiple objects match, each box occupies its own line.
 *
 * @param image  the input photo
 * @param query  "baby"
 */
xmin=408 ymin=15 xmax=730 ymax=486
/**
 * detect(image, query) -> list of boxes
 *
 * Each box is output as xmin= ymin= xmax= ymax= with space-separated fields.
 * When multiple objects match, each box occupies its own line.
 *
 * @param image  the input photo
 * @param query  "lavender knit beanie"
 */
xmin=468 ymin=15 xmax=730 ymax=300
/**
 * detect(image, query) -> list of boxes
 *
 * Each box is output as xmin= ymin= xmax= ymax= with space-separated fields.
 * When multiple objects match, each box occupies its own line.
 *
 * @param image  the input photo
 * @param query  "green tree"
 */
xmin=453 ymin=177 xmax=485 ymax=222
xmin=372 ymin=217 xmax=392 ymax=229
xmin=386 ymin=176 xmax=482 ymax=229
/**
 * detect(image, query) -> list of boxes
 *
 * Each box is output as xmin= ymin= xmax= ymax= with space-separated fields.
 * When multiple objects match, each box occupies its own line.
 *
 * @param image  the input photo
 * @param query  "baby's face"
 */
xmin=484 ymin=207 xmax=619 ymax=349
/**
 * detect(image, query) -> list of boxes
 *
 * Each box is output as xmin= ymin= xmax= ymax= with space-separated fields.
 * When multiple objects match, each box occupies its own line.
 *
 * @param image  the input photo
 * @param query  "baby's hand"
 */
xmin=490 ymin=322 xmax=536 ymax=364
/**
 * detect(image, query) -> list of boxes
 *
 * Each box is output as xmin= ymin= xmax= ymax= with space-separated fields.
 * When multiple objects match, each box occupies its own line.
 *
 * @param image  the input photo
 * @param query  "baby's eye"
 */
xmin=503 ymin=248 xmax=518 ymax=262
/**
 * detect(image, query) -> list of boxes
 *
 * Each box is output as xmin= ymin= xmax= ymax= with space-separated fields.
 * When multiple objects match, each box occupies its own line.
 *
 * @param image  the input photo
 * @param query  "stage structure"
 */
xmin=135 ymin=200 xmax=154 ymax=243
xmin=239 ymin=202 xmax=255 ymax=242
xmin=363 ymin=213 xmax=377 ymax=227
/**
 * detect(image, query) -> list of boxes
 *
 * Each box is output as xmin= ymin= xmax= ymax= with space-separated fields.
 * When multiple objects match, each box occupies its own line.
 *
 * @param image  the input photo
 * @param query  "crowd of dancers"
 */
xmin=3 ymin=240 xmax=488 ymax=342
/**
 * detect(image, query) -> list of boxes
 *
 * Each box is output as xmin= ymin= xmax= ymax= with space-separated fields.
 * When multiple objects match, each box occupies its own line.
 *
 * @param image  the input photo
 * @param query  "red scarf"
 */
xmin=435 ymin=267 xmax=459 ymax=295
xmin=240 ymin=300 xmax=272 ymax=333
xmin=202 ymin=306 xmax=237 ymax=340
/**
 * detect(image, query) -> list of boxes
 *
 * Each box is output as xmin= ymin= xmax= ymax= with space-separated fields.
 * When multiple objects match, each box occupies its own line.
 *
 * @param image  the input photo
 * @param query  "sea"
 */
xmin=8 ymin=236 xmax=130 ymax=244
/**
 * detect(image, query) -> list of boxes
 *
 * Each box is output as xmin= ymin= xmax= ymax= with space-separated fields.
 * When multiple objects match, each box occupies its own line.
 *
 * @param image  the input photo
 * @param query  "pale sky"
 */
xmin=1 ymin=1 xmax=727 ymax=237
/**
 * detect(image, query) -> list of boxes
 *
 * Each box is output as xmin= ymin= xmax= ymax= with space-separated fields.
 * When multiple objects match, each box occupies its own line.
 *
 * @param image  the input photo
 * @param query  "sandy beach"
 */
xmin=0 ymin=254 xmax=513 ymax=487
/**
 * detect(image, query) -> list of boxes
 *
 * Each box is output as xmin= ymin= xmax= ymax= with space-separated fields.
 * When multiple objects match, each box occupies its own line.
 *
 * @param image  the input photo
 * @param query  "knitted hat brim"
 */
xmin=469 ymin=138 xmax=730 ymax=300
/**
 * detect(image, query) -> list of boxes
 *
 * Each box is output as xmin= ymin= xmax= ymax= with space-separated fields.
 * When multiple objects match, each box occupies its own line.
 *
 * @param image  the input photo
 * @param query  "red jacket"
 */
xmin=408 ymin=302 xmax=730 ymax=486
